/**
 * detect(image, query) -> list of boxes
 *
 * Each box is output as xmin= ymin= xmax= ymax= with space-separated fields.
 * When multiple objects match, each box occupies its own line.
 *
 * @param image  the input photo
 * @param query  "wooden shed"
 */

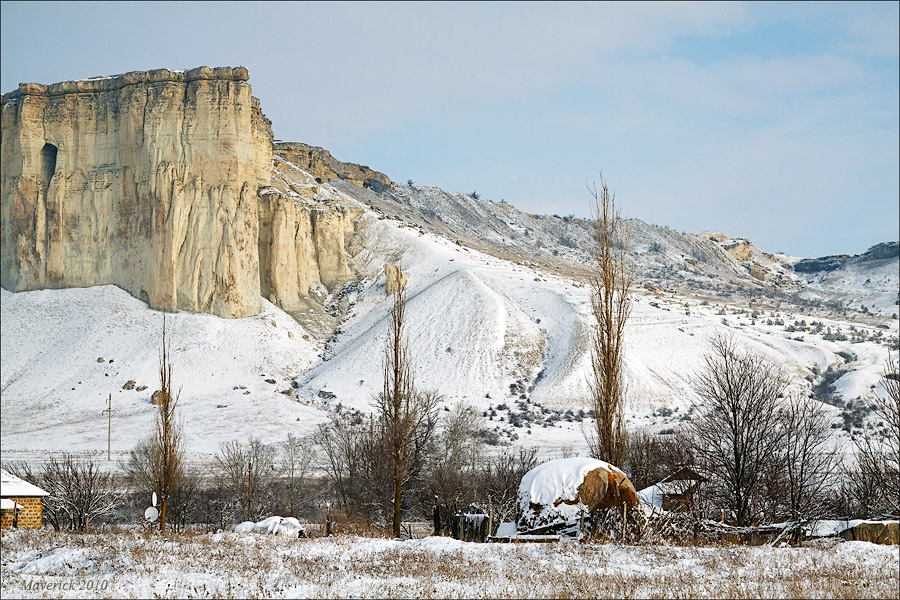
xmin=1 ymin=468 xmax=50 ymax=529
xmin=638 ymin=466 xmax=705 ymax=512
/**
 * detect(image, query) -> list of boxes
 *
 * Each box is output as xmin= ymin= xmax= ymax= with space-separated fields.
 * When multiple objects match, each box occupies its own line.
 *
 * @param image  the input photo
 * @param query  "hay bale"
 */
xmin=517 ymin=457 xmax=638 ymax=535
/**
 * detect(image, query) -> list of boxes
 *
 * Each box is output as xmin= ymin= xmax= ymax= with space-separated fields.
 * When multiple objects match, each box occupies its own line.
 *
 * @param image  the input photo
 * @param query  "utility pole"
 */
xmin=107 ymin=394 xmax=112 ymax=460
xmin=101 ymin=393 xmax=115 ymax=461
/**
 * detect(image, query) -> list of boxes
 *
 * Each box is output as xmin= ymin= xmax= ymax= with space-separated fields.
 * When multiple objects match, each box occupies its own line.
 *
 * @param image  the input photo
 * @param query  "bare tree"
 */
xmin=780 ymin=393 xmax=837 ymax=528
xmin=624 ymin=428 xmax=694 ymax=492
xmin=584 ymin=175 xmax=631 ymax=467
xmin=429 ymin=401 xmax=484 ymax=526
xmin=317 ymin=412 xmax=391 ymax=524
xmin=376 ymin=287 xmax=444 ymax=537
xmin=152 ymin=317 xmax=183 ymax=533
xmin=5 ymin=455 xmax=119 ymax=531
xmin=688 ymin=333 xmax=789 ymax=526
xmin=216 ymin=438 xmax=280 ymax=522
xmin=124 ymin=436 xmax=196 ymax=532
xmin=852 ymin=352 xmax=900 ymax=516
xmin=282 ymin=433 xmax=317 ymax=517
xmin=378 ymin=287 xmax=417 ymax=538
xmin=477 ymin=447 xmax=540 ymax=525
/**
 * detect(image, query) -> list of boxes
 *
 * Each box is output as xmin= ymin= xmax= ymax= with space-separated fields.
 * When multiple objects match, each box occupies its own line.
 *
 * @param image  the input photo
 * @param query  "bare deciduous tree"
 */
xmin=780 ymin=393 xmax=837 ymax=528
xmin=852 ymin=352 xmax=900 ymax=516
xmin=688 ymin=333 xmax=789 ymax=526
xmin=316 ymin=412 xmax=383 ymax=518
xmin=378 ymin=288 xmax=419 ymax=538
xmin=478 ymin=447 xmax=540 ymax=525
xmin=584 ymin=175 xmax=631 ymax=467
xmin=282 ymin=433 xmax=316 ymax=517
xmin=216 ymin=438 xmax=280 ymax=522
xmin=429 ymin=401 xmax=485 ymax=527
xmin=624 ymin=429 xmax=694 ymax=492
xmin=5 ymin=455 xmax=119 ymax=531
xmin=124 ymin=436 xmax=196 ymax=532
xmin=152 ymin=317 xmax=183 ymax=533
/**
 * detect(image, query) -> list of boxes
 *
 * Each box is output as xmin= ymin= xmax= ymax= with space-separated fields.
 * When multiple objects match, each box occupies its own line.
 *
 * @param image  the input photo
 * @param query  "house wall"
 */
xmin=0 ymin=496 xmax=43 ymax=529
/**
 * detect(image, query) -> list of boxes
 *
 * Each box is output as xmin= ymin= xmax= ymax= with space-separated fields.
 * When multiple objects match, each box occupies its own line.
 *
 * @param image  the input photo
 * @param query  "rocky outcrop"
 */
xmin=258 ymin=194 xmax=360 ymax=312
xmin=862 ymin=241 xmax=899 ymax=261
xmin=794 ymin=241 xmax=900 ymax=273
xmin=274 ymin=142 xmax=392 ymax=193
xmin=385 ymin=264 xmax=407 ymax=294
xmin=792 ymin=254 xmax=853 ymax=274
xmin=1 ymin=67 xmax=272 ymax=317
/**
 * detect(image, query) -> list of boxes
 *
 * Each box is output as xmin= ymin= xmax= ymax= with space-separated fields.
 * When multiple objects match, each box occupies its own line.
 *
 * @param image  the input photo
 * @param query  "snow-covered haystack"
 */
xmin=234 ymin=516 xmax=306 ymax=537
xmin=517 ymin=457 xmax=639 ymax=535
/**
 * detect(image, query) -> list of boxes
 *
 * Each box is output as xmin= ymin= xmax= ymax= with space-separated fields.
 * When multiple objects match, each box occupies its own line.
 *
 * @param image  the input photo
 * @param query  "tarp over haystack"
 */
xmin=234 ymin=516 xmax=306 ymax=536
xmin=517 ymin=457 xmax=639 ymax=534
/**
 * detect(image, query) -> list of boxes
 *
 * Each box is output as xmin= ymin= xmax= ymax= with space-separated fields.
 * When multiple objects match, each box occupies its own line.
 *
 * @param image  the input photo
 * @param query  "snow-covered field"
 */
xmin=1 ymin=194 xmax=897 ymax=465
xmin=0 ymin=528 xmax=897 ymax=599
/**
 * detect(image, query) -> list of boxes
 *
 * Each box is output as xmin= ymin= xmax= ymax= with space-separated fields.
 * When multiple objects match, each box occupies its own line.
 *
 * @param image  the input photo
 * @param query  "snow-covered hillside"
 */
xmin=2 ymin=173 xmax=896 ymax=465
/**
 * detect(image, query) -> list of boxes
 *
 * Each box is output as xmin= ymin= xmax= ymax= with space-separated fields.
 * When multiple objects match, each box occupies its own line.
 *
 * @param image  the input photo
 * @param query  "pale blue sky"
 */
xmin=2 ymin=1 xmax=897 ymax=257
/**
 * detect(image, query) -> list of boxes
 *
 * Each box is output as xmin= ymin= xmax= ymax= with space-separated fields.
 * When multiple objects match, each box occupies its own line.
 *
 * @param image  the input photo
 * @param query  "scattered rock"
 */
xmin=243 ymin=390 xmax=251 ymax=395
xmin=216 ymin=404 xmax=228 ymax=409
xmin=136 ymin=385 xmax=148 ymax=392
xmin=271 ymin=320 xmax=277 ymax=328
xmin=288 ymin=331 xmax=294 ymax=339
xmin=123 ymin=380 xmax=136 ymax=390
xmin=280 ymin=388 xmax=294 ymax=397
xmin=151 ymin=390 xmax=169 ymax=405
xmin=318 ymin=390 xmax=336 ymax=400
xmin=265 ymin=378 xmax=277 ymax=385
xmin=97 ymin=357 xmax=105 ymax=363
xmin=302 ymin=335 xmax=310 ymax=341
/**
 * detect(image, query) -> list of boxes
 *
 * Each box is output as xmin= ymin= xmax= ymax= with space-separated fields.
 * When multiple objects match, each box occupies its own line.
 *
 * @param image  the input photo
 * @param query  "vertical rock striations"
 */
xmin=1 ymin=66 xmax=270 ymax=317
xmin=257 ymin=193 xmax=359 ymax=313
xmin=1 ymin=66 xmax=372 ymax=320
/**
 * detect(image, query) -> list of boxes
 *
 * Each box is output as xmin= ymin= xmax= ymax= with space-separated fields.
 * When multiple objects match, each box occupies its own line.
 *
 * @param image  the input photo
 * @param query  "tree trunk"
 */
xmin=160 ymin=498 xmax=167 ymax=533
xmin=393 ymin=463 xmax=402 ymax=537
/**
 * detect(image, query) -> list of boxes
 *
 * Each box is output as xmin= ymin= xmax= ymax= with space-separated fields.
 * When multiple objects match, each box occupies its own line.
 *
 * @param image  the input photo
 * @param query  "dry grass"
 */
xmin=1 ymin=528 xmax=897 ymax=599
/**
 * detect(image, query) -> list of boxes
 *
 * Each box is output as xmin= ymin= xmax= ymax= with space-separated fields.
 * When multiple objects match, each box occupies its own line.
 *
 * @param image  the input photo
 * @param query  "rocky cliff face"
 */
xmin=1 ymin=66 xmax=271 ymax=317
xmin=258 ymin=192 xmax=360 ymax=312
xmin=1 ymin=67 xmax=369 ymax=319
xmin=274 ymin=141 xmax=392 ymax=193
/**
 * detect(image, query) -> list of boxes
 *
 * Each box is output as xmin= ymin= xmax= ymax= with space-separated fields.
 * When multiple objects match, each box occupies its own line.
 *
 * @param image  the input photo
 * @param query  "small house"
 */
xmin=1 ymin=469 xmax=50 ymax=529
